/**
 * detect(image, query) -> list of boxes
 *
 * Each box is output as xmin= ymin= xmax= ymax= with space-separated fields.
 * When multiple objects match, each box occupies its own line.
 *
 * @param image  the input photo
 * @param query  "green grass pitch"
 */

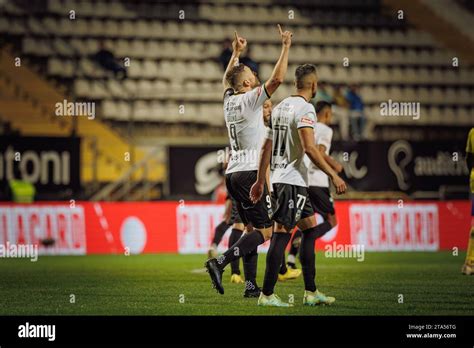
xmin=0 ymin=252 xmax=473 ymax=315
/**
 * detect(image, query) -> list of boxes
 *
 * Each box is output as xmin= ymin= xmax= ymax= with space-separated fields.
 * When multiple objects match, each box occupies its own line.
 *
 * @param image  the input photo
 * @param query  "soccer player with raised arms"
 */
xmin=250 ymin=64 xmax=347 ymax=307
xmin=205 ymin=25 xmax=293 ymax=296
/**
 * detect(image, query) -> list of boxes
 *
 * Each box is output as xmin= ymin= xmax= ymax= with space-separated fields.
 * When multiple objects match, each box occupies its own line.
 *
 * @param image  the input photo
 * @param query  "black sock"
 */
xmin=243 ymin=246 xmax=258 ymax=289
xmin=279 ymin=252 xmax=287 ymax=275
xmin=289 ymin=229 xmax=302 ymax=256
xmin=229 ymin=228 xmax=243 ymax=275
xmin=299 ymin=226 xmax=319 ymax=292
xmin=212 ymin=221 xmax=231 ymax=246
xmin=313 ymin=221 xmax=332 ymax=239
xmin=262 ymin=232 xmax=291 ymax=296
xmin=217 ymin=230 xmax=265 ymax=271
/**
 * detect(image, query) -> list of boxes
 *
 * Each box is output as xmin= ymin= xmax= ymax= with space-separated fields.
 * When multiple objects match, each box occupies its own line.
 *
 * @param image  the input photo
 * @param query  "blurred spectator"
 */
xmin=333 ymin=84 xmax=349 ymax=108
xmin=314 ymin=81 xmax=332 ymax=103
xmin=240 ymin=46 xmax=259 ymax=76
xmin=218 ymin=38 xmax=233 ymax=71
xmin=311 ymin=82 xmax=332 ymax=127
xmin=333 ymin=84 xmax=350 ymax=140
xmin=345 ymin=84 xmax=366 ymax=141
xmin=93 ymin=41 xmax=127 ymax=79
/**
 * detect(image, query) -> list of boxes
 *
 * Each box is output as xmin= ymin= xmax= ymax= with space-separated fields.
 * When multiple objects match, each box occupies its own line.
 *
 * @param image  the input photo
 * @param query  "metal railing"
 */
xmin=90 ymin=146 xmax=163 ymax=201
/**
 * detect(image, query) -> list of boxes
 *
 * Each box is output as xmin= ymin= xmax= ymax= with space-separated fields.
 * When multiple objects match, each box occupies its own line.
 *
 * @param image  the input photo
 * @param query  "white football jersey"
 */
xmin=306 ymin=122 xmax=333 ymax=187
xmin=224 ymin=85 xmax=269 ymax=174
xmin=267 ymin=96 xmax=316 ymax=187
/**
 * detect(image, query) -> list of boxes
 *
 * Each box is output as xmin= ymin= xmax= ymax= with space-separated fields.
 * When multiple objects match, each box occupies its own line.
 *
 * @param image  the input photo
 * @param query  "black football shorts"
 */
xmin=272 ymin=183 xmax=314 ymax=229
xmin=229 ymin=197 xmax=243 ymax=224
xmin=225 ymin=170 xmax=273 ymax=229
xmin=308 ymin=186 xmax=335 ymax=216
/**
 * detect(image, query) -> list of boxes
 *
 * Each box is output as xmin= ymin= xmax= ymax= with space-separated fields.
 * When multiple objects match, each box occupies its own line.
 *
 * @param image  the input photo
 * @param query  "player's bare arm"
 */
xmin=222 ymin=31 xmax=247 ymax=90
xmin=250 ymin=138 xmax=273 ymax=203
xmin=263 ymin=100 xmax=273 ymax=192
xmin=264 ymin=24 xmax=292 ymax=96
xmin=265 ymin=165 xmax=271 ymax=194
xmin=299 ymin=127 xmax=346 ymax=194
xmin=319 ymin=144 xmax=343 ymax=173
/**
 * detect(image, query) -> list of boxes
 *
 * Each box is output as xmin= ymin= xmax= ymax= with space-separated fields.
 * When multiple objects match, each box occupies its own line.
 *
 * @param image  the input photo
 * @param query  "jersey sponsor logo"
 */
xmin=229 ymin=149 xmax=259 ymax=164
xmin=349 ymin=204 xmax=439 ymax=251
xmin=272 ymin=163 xmax=287 ymax=169
xmin=300 ymin=116 xmax=314 ymax=125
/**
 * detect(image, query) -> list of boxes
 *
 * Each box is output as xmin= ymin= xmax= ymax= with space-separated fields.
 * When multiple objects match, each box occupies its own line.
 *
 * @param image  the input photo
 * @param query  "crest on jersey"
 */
xmin=295 ymin=208 xmax=302 ymax=222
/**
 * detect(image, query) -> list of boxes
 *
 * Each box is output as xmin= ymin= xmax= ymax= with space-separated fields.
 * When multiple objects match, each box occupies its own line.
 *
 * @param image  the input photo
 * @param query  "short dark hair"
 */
xmin=225 ymin=64 xmax=246 ymax=90
xmin=295 ymin=64 xmax=317 ymax=89
xmin=315 ymin=100 xmax=331 ymax=114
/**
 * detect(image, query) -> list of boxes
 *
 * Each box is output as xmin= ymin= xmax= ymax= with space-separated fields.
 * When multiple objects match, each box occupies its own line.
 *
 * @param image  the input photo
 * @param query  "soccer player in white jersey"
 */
xmin=265 ymin=100 xmax=302 ymax=282
xmin=250 ymin=64 xmax=347 ymax=307
xmin=292 ymin=100 xmax=344 ymax=244
xmin=277 ymin=102 xmax=343 ymax=278
xmin=205 ymin=26 xmax=293 ymax=297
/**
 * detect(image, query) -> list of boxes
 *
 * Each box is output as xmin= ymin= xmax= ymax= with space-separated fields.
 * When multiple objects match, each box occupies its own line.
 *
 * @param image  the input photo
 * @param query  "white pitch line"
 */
xmin=190 ymin=268 xmax=207 ymax=274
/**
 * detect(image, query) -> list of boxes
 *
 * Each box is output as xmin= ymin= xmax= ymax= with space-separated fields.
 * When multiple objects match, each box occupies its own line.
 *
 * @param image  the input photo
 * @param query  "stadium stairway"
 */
xmin=0 ymin=46 xmax=164 ymax=194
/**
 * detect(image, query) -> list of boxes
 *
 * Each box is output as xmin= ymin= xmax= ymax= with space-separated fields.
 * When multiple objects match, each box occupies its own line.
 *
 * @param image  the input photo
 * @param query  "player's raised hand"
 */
xmin=331 ymin=175 xmax=347 ymax=195
xmin=277 ymin=24 xmax=292 ymax=48
xmin=232 ymin=30 xmax=247 ymax=53
xmin=249 ymin=181 xmax=264 ymax=204
xmin=230 ymin=57 xmax=239 ymax=68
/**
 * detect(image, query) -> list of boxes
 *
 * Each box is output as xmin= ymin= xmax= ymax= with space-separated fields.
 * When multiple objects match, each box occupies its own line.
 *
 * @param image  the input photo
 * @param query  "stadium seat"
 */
xmin=374 ymin=86 xmax=389 ymax=101
xmin=137 ymin=80 xmax=154 ymax=97
xmin=134 ymin=100 xmax=151 ymax=121
xmin=2 ymin=0 xmax=472 ymax=140
xmin=458 ymin=107 xmax=473 ymax=125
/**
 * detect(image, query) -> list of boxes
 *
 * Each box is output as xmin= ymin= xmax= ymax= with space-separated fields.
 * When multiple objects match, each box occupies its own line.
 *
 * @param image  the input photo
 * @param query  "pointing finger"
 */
xmin=277 ymin=24 xmax=283 ymax=35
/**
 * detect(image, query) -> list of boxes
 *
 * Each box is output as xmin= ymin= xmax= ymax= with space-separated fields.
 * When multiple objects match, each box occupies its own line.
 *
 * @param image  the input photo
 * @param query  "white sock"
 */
xmin=287 ymin=254 xmax=296 ymax=264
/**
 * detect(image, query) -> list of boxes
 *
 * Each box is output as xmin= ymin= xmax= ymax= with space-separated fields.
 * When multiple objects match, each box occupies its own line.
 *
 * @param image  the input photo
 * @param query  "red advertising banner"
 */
xmin=0 ymin=200 xmax=470 ymax=255
xmin=83 ymin=202 xmax=177 ymax=254
xmin=0 ymin=202 xmax=178 ymax=255
xmin=348 ymin=202 xmax=439 ymax=251
xmin=0 ymin=204 xmax=86 ymax=255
